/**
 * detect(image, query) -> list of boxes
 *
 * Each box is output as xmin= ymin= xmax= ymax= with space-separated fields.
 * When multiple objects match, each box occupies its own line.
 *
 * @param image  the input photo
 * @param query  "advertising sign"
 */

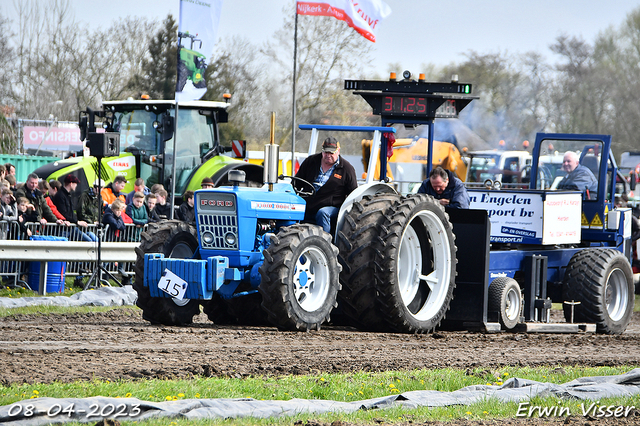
xmin=468 ymin=189 xmax=581 ymax=245
xmin=23 ymin=126 xmax=81 ymax=151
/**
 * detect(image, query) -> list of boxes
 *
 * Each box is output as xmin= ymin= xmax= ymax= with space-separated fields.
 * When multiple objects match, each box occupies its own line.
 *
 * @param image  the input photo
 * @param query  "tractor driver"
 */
xmin=557 ymin=151 xmax=598 ymax=197
xmin=295 ymin=137 xmax=358 ymax=233
xmin=417 ymin=166 xmax=469 ymax=209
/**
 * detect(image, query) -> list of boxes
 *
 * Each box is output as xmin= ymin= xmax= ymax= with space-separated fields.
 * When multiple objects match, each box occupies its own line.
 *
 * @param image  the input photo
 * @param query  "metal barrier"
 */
xmin=0 ymin=221 xmax=23 ymax=287
xmin=0 ymin=221 xmax=146 ymax=290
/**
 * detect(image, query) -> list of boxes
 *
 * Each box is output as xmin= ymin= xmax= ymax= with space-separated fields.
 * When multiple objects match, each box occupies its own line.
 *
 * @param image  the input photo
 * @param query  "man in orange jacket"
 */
xmin=101 ymin=175 xmax=127 ymax=206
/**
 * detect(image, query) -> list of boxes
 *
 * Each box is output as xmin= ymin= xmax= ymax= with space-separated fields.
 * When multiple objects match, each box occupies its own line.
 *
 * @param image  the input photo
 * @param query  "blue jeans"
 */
xmin=63 ymin=228 xmax=98 ymax=242
xmin=315 ymin=206 xmax=338 ymax=234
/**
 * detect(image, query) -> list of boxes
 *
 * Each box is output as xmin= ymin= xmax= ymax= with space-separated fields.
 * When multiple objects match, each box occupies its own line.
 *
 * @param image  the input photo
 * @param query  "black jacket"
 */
xmin=295 ymin=153 xmax=358 ymax=222
xmin=154 ymin=203 xmax=172 ymax=220
xmin=177 ymin=202 xmax=195 ymax=225
xmin=15 ymin=185 xmax=58 ymax=223
xmin=52 ymin=186 xmax=78 ymax=223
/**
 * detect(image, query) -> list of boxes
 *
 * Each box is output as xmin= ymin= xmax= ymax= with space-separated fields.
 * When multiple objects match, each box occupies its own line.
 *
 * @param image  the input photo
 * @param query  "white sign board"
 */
xmin=541 ymin=192 xmax=582 ymax=244
xmin=468 ymin=190 xmax=581 ymax=245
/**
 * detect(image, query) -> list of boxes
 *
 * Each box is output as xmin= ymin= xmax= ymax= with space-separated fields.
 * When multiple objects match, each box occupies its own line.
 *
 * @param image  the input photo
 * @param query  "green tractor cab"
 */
xmin=35 ymin=99 xmax=262 ymax=206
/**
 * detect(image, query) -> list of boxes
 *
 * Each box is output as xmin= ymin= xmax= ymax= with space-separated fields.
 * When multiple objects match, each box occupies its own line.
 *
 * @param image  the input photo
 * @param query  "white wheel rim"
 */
xmin=505 ymin=286 xmax=521 ymax=321
xmin=397 ymin=210 xmax=452 ymax=321
xmin=293 ymin=246 xmax=330 ymax=312
xmin=606 ymin=268 xmax=628 ymax=322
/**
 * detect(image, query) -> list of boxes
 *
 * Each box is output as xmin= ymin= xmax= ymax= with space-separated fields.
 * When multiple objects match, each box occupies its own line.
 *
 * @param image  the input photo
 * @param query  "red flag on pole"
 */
xmin=296 ymin=0 xmax=391 ymax=42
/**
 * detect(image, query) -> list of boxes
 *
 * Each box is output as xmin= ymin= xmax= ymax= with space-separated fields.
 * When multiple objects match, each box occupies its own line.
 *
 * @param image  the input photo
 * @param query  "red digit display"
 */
xmin=380 ymin=96 xmax=456 ymax=117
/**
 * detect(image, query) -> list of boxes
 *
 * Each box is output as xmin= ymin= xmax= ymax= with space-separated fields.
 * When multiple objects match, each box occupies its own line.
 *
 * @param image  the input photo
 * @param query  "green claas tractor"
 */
xmin=34 ymin=99 xmax=262 ymax=205
xmin=177 ymin=31 xmax=207 ymax=91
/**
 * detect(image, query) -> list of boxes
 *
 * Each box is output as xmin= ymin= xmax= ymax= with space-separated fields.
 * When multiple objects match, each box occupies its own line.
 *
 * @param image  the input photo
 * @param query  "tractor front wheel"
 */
xmin=133 ymin=221 xmax=201 ymax=326
xmin=259 ymin=224 xmax=341 ymax=331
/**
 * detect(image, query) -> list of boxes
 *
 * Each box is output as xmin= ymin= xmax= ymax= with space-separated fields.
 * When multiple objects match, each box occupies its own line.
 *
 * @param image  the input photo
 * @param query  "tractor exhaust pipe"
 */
xmin=264 ymin=112 xmax=279 ymax=190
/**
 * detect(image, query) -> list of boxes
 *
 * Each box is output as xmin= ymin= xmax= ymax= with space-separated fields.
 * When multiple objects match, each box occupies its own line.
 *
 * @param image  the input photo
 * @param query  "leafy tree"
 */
xmin=592 ymin=6 xmax=640 ymax=154
xmin=127 ymin=15 xmax=177 ymax=100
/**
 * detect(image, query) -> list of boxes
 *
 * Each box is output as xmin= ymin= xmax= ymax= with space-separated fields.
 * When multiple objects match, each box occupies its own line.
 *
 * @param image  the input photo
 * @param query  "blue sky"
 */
xmin=3 ymin=0 xmax=639 ymax=75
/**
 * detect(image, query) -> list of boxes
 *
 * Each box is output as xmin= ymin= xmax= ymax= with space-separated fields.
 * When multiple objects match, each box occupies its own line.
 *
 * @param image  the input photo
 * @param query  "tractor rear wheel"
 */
xmin=336 ymin=193 xmax=401 ymax=331
xmin=375 ymin=194 xmax=457 ymax=333
xmin=177 ymin=61 xmax=189 ymax=92
xmin=488 ymin=277 xmax=522 ymax=330
xmin=563 ymin=248 xmax=634 ymax=334
xmin=259 ymin=224 xmax=341 ymax=331
xmin=133 ymin=221 xmax=201 ymax=326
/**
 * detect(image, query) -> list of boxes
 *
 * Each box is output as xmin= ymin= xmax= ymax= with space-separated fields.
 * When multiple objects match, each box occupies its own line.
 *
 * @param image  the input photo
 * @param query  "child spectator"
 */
xmin=125 ymin=178 xmax=150 ymax=205
xmin=146 ymin=193 xmax=161 ymax=223
xmin=1 ymin=189 xmax=18 ymax=221
xmin=149 ymin=183 xmax=165 ymax=195
xmin=177 ymin=190 xmax=195 ymax=225
xmin=103 ymin=199 xmax=126 ymax=242
xmin=154 ymin=189 xmax=171 ymax=220
xmin=0 ymin=189 xmax=18 ymax=239
xmin=125 ymin=192 xmax=149 ymax=240
xmin=16 ymin=197 xmax=38 ymax=238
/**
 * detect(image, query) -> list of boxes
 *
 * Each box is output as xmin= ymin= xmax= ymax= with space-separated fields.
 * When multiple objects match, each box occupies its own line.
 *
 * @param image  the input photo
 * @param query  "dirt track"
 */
xmin=0 ymin=308 xmax=638 ymax=386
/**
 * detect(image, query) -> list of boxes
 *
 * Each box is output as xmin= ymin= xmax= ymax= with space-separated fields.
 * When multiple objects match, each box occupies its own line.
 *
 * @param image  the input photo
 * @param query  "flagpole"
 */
xmin=291 ymin=5 xmax=298 ymax=175
xmin=169 ymin=101 xmax=179 ymax=220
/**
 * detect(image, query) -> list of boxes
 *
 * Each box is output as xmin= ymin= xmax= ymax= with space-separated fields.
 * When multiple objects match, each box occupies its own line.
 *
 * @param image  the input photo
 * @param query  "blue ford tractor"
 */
xmin=136 ymin=72 xmax=634 ymax=334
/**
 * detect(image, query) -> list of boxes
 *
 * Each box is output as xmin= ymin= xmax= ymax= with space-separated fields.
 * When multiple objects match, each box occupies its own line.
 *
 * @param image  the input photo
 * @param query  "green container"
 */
xmin=0 ymin=154 xmax=57 ymax=183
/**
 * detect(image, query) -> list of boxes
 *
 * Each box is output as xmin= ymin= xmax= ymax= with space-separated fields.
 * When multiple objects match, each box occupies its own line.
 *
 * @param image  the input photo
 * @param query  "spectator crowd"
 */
xmin=0 ymin=163 xmax=201 ymax=244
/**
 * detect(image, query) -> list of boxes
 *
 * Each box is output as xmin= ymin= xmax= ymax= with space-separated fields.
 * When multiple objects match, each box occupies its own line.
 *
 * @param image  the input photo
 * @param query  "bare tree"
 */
xmin=203 ymin=36 xmax=269 ymax=148
xmin=262 ymin=6 xmax=375 ymax=153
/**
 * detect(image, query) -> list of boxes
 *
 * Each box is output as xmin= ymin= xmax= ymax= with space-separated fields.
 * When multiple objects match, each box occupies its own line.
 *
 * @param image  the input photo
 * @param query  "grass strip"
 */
xmin=1 ymin=366 xmax=638 ymax=425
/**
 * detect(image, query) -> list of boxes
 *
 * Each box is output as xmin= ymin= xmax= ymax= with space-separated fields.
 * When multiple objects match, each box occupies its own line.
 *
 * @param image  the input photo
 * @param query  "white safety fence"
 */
xmin=0 ymin=221 xmax=142 ymax=291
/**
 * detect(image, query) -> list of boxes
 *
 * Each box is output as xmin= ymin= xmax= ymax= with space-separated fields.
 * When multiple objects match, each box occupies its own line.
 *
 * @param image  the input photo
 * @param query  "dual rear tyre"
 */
xmin=563 ymin=248 xmax=634 ymax=335
xmin=338 ymin=194 xmax=457 ymax=333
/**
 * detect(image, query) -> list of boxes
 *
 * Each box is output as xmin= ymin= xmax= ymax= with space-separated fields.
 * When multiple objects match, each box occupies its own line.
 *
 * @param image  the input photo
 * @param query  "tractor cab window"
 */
xmin=537 ymin=139 xmax=602 ymax=201
xmin=171 ymin=108 xmax=217 ymax=193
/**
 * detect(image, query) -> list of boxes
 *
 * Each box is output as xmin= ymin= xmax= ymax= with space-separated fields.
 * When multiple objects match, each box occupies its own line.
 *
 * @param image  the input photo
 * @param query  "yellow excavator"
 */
xmin=361 ymin=136 xmax=468 ymax=183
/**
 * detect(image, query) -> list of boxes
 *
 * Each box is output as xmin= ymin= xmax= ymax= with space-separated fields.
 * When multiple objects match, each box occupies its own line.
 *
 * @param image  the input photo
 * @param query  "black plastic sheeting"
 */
xmin=1 ymin=369 xmax=639 ymax=425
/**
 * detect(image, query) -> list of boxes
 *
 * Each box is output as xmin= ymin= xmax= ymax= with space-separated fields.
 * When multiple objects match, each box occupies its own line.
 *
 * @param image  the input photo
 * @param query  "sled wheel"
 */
xmin=133 ymin=221 xmax=201 ymax=326
xmin=375 ymin=194 xmax=457 ymax=333
xmin=488 ymin=277 xmax=522 ymax=330
xmin=177 ymin=60 xmax=189 ymax=92
xmin=336 ymin=193 xmax=402 ymax=331
xmin=563 ymin=248 xmax=634 ymax=334
xmin=259 ymin=224 xmax=341 ymax=331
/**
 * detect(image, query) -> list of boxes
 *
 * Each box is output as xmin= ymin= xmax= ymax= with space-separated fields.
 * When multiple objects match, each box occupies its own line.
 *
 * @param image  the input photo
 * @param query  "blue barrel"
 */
xmin=27 ymin=236 xmax=68 ymax=293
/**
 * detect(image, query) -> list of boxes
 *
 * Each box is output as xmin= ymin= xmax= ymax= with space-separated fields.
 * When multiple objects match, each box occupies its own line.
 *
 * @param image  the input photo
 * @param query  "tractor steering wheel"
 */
xmin=281 ymin=175 xmax=316 ymax=197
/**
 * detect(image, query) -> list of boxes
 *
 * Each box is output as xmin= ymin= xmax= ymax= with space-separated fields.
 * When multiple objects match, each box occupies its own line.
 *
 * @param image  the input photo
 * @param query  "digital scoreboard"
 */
xmin=344 ymin=75 xmax=477 ymax=121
